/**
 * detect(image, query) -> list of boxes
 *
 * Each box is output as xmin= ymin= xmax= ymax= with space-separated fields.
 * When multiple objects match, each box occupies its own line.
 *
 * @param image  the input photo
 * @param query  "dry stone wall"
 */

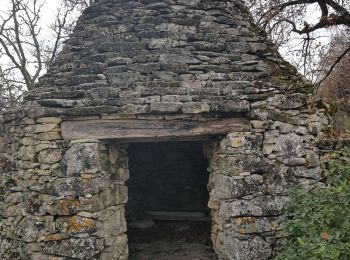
xmin=0 ymin=0 xmax=330 ymax=259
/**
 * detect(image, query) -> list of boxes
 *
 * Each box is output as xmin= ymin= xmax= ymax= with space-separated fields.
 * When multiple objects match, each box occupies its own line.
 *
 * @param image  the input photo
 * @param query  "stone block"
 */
xmin=213 ymin=100 xmax=250 ymax=113
xmin=14 ymin=216 xmax=55 ymax=243
xmin=38 ymin=149 xmax=63 ymax=164
xmin=25 ymin=124 xmax=58 ymax=134
xmin=36 ymin=117 xmax=62 ymax=124
xmin=53 ymin=177 xmax=110 ymax=196
xmin=95 ymin=206 xmax=127 ymax=239
xmin=37 ymin=131 xmax=62 ymax=141
xmin=150 ymin=102 xmax=183 ymax=113
xmin=56 ymin=216 xmax=96 ymax=234
xmin=215 ymin=154 xmax=274 ymax=176
xmin=182 ymin=102 xmax=210 ymax=114
xmin=233 ymin=216 xmax=281 ymax=234
xmin=42 ymin=237 xmax=104 ymax=259
xmin=210 ymin=173 xmax=263 ymax=200
xmin=274 ymin=133 xmax=307 ymax=157
xmin=100 ymin=234 xmax=128 ymax=260
xmin=218 ymin=195 xmax=286 ymax=218
xmin=216 ymin=233 xmax=272 ymax=260
xmin=59 ymin=142 xmax=100 ymax=177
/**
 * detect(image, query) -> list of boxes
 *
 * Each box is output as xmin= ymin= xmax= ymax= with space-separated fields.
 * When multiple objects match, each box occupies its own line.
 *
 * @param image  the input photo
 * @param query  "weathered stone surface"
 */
xmin=95 ymin=206 xmax=127 ymax=239
xmin=210 ymin=173 xmax=263 ymax=200
xmin=59 ymin=142 xmax=100 ymax=176
xmin=37 ymin=131 xmax=62 ymax=141
xmin=274 ymin=133 xmax=307 ymax=157
xmin=53 ymin=177 xmax=109 ymax=196
xmin=56 ymin=216 xmax=96 ymax=234
xmin=36 ymin=117 xmax=62 ymax=124
xmin=215 ymin=154 xmax=274 ymax=176
xmin=14 ymin=216 xmax=55 ymax=242
xmin=42 ymin=237 xmax=104 ymax=259
xmin=216 ymin=234 xmax=272 ymax=260
xmin=25 ymin=124 xmax=58 ymax=134
xmin=150 ymin=102 xmax=183 ymax=113
xmin=219 ymin=196 xmax=287 ymax=218
xmin=182 ymin=102 xmax=210 ymax=114
xmin=38 ymin=149 xmax=63 ymax=164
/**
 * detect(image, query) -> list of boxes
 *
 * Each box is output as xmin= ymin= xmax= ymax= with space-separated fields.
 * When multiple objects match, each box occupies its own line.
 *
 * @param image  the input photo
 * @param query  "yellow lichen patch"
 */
xmin=67 ymin=216 xmax=94 ymax=233
xmin=10 ymin=174 xmax=18 ymax=181
xmin=57 ymin=199 xmax=79 ymax=214
xmin=235 ymin=217 xmax=257 ymax=225
xmin=231 ymin=138 xmax=241 ymax=148
xmin=81 ymin=174 xmax=91 ymax=185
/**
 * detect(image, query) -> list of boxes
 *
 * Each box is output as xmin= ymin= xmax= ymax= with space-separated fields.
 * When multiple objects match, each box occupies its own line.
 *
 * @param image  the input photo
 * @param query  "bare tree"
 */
xmin=246 ymin=0 xmax=350 ymax=83
xmin=0 ymin=0 xmax=44 ymax=91
xmin=44 ymin=0 xmax=92 ymax=68
xmin=0 ymin=66 xmax=23 ymax=111
xmin=318 ymin=34 xmax=350 ymax=135
xmin=0 ymin=0 xmax=92 ymax=109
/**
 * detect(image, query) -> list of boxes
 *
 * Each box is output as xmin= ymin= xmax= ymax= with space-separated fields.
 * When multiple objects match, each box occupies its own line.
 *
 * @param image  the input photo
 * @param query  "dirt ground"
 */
xmin=128 ymin=221 xmax=217 ymax=260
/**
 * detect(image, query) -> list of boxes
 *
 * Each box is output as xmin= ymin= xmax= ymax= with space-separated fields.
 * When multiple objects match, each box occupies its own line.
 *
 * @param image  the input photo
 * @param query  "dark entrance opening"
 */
xmin=126 ymin=141 xmax=216 ymax=259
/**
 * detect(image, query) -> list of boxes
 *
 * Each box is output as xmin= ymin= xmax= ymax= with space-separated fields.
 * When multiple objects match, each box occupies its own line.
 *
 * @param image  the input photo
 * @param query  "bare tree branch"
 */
xmin=0 ymin=0 xmax=92 ymax=109
xmin=316 ymin=44 xmax=350 ymax=87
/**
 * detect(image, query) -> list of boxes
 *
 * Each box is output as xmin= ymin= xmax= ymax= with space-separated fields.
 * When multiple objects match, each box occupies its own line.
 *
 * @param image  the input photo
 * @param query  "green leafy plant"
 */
xmin=276 ymin=156 xmax=350 ymax=260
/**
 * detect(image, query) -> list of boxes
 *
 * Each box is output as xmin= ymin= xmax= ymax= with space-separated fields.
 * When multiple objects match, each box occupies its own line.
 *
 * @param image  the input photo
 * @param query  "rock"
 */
xmin=209 ymin=173 xmax=263 ymax=200
xmin=245 ymin=174 xmax=264 ymax=185
xmin=306 ymin=150 xmax=320 ymax=167
xmin=150 ymin=102 xmax=183 ymax=113
xmin=216 ymin=233 xmax=272 ymax=260
xmin=213 ymin=100 xmax=250 ymax=113
xmin=38 ymin=149 xmax=63 ymax=164
xmin=215 ymin=154 xmax=274 ymax=176
xmin=283 ymin=157 xmax=307 ymax=166
xmin=14 ymin=216 xmax=55 ymax=243
xmin=59 ymin=142 xmax=100 ymax=176
xmin=288 ymin=166 xmax=321 ymax=179
xmin=36 ymin=117 xmax=62 ymax=124
xmin=25 ymin=124 xmax=58 ymax=134
xmin=37 ymin=131 xmax=62 ymax=141
xmin=56 ymin=216 xmax=96 ymax=234
xmin=274 ymin=133 xmax=306 ymax=157
xmin=53 ymin=177 xmax=110 ymax=196
xmin=308 ymin=122 xmax=325 ymax=135
xmin=182 ymin=102 xmax=210 ymax=114
xmin=42 ymin=237 xmax=104 ymax=259
xmin=219 ymin=195 xmax=287 ymax=218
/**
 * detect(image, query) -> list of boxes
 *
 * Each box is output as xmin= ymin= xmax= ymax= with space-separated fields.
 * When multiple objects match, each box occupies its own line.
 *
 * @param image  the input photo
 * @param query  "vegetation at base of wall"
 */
xmin=275 ymin=154 xmax=350 ymax=260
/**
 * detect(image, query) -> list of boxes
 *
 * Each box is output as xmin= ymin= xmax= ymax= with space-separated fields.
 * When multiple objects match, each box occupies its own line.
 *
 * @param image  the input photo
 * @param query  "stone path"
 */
xmin=129 ymin=240 xmax=218 ymax=260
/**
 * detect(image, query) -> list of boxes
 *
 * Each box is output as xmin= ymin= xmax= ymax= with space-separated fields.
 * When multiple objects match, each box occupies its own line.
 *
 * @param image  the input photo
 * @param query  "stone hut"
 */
xmin=0 ymin=0 xmax=329 ymax=259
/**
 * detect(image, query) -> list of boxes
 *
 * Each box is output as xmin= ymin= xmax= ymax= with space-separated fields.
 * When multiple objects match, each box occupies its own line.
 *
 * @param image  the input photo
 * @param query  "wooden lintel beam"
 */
xmin=61 ymin=118 xmax=250 ymax=141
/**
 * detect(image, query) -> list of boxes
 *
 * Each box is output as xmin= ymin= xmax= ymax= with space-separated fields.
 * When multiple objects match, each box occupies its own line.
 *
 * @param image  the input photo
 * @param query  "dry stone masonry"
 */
xmin=0 ymin=0 xmax=329 ymax=259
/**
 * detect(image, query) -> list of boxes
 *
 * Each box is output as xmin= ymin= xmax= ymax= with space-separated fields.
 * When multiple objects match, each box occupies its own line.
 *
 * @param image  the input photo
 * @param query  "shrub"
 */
xmin=276 ymin=156 xmax=350 ymax=260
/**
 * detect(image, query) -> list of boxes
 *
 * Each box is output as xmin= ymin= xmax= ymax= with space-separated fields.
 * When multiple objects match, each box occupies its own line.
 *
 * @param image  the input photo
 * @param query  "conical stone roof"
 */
xmin=18 ymin=0 xmax=310 ymax=120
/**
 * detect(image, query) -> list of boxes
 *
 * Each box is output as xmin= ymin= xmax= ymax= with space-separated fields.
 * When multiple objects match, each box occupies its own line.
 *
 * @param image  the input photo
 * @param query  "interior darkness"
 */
xmin=126 ymin=142 xmax=213 ymax=258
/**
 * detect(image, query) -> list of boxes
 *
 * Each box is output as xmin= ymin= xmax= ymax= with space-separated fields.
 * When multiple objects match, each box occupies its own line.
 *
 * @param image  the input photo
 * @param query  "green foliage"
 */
xmin=276 ymin=157 xmax=350 ymax=260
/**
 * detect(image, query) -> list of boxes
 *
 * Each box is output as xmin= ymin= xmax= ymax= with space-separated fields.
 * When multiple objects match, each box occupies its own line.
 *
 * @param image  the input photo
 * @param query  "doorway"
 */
xmin=126 ymin=141 xmax=216 ymax=259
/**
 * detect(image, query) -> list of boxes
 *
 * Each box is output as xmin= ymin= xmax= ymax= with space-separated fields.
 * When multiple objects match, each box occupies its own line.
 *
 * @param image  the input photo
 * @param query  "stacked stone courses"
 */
xmin=0 ymin=0 xmax=329 ymax=259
